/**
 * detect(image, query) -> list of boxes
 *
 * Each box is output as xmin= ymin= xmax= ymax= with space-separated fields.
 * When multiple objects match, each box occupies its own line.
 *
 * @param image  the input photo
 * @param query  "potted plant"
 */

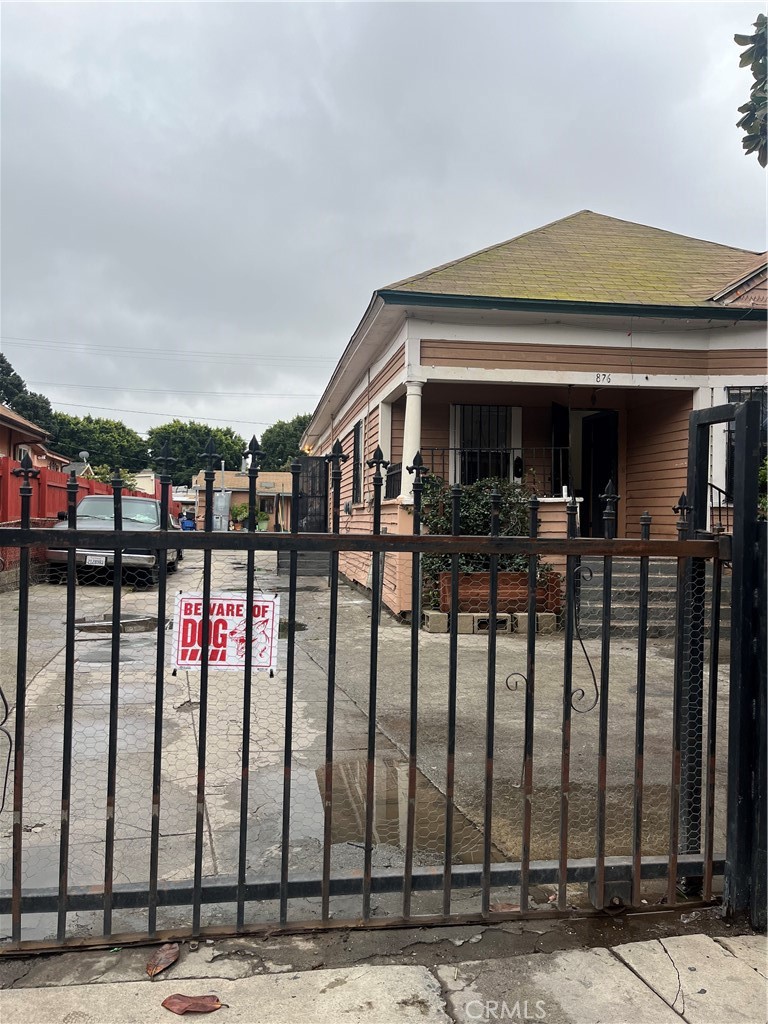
xmin=420 ymin=476 xmax=563 ymax=618
xmin=257 ymin=510 xmax=270 ymax=532
xmin=230 ymin=503 xmax=248 ymax=531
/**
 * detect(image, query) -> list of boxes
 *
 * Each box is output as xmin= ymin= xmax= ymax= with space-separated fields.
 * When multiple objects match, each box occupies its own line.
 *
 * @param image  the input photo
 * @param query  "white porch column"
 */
xmin=399 ymin=380 xmax=423 ymax=501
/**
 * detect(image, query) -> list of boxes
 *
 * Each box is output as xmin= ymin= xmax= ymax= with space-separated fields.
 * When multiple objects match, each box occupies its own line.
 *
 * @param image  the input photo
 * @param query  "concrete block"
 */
xmin=473 ymin=613 xmax=512 ymax=635
xmin=513 ymin=612 xmax=535 ymax=634
xmin=457 ymin=613 xmax=475 ymax=634
xmin=421 ymin=610 xmax=448 ymax=633
xmin=537 ymin=612 xmax=557 ymax=634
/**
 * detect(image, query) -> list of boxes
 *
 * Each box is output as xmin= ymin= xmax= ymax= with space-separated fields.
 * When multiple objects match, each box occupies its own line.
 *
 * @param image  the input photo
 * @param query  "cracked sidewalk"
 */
xmin=0 ymin=924 xmax=765 ymax=1023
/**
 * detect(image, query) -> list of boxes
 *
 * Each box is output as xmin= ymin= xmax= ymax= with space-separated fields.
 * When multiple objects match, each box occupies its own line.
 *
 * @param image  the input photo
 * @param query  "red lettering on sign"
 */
xmin=211 ymin=618 xmax=227 ymax=649
xmin=181 ymin=618 xmax=199 ymax=649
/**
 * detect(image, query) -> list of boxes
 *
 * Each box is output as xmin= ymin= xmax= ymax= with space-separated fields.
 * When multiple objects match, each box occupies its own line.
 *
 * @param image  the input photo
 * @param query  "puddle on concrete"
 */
xmin=75 ymin=612 xmax=158 ymax=634
xmin=75 ymin=635 xmax=155 ymax=664
xmin=315 ymin=757 xmax=503 ymax=865
xmin=77 ymin=648 xmax=137 ymax=664
xmin=279 ymin=619 xmax=307 ymax=637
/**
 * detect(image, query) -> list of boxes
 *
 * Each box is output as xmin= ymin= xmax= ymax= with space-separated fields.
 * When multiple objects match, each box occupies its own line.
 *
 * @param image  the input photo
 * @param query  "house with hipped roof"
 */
xmin=301 ymin=211 xmax=767 ymax=615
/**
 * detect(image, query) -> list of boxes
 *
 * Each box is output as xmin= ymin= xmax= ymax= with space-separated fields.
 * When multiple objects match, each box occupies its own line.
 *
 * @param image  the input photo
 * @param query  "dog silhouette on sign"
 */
xmin=228 ymin=614 xmax=272 ymax=663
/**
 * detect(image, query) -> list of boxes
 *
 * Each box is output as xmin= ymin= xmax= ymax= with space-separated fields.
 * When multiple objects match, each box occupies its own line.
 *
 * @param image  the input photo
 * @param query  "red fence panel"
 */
xmin=0 ymin=458 xmax=182 ymax=525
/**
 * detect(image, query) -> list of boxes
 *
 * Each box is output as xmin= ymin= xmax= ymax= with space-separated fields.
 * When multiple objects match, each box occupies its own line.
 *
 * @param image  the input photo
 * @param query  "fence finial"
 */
xmin=154 ymin=439 xmax=177 ymax=477
xmin=673 ymin=492 xmax=690 ymax=537
xmin=367 ymin=445 xmax=389 ymax=477
xmin=11 ymin=451 xmax=40 ymax=482
xmin=245 ymin=436 xmax=265 ymax=466
xmin=600 ymin=478 xmax=619 ymax=540
xmin=198 ymin=436 xmax=222 ymax=472
xmin=325 ymin=438 xmax=348 ymax=467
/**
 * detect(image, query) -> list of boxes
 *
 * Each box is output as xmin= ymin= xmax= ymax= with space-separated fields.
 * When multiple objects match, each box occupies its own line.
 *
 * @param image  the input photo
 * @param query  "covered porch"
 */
xmin=383 ymin=382 xmax=694 ymax=539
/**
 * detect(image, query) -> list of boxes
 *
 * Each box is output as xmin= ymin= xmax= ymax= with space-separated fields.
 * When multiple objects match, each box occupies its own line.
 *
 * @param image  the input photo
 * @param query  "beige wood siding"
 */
xmin=329 ymin=345 xmax=405 ymax=443
xmin=421 ymin=340 xmax=766 ymax=376
xmin=338 ymin=503 xmax=413 ymax=614
xmin=390 ymin=399 xmax=405 ymax=462
xmin=625 ymin=391 xmax=693 ymax=538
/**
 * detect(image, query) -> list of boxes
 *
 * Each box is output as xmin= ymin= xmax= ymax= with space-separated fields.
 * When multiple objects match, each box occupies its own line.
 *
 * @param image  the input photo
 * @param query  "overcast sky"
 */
xmin=1 ymin=1 xmax=765 ymax=442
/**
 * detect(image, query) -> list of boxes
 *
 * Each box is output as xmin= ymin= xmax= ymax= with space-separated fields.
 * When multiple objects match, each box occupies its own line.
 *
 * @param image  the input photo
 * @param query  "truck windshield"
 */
xmin=76 ymin=497 xmax=159 ymax=525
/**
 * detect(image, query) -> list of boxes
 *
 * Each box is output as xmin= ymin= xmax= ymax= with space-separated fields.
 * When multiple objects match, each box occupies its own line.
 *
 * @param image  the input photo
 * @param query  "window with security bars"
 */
xmin=457 ymin=405 xmax=514 ymax=484
xmin=351 ymin=421 xmax=362 ymax=504
xmin=725 ymin=386 xmax=767 ymax=495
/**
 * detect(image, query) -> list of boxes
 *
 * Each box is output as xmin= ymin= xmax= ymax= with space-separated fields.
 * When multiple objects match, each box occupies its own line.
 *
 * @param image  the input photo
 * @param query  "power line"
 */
xmin=28 ymin=381 xmax=320 ymax=399
xmin=48 ymin=400 xmax=276 ymax=427
xmin=1 ymin=335 xmax=336 ymax=365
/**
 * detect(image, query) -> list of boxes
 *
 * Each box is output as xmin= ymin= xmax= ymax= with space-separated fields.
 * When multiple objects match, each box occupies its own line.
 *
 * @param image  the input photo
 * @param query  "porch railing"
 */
xmin=420 ymin=447 xmax=569 ymax=495
xmin=708 ymin=482 xmax=733 ymax=534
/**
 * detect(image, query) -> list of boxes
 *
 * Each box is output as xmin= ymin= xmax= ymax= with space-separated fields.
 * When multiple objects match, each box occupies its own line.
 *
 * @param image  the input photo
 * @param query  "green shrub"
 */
xmin=418 ymin=476 xmax=536 ymax=609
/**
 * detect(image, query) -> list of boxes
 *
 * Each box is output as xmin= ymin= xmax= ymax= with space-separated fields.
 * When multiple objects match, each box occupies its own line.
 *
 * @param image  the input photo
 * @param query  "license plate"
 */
xmin=85 ymin=554 xmax=107 ymax=567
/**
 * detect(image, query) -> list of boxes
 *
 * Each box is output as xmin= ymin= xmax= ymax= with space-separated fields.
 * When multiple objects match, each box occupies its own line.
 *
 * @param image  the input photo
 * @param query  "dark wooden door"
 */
xmin=582 ymin=411 xmax=619 ymax=537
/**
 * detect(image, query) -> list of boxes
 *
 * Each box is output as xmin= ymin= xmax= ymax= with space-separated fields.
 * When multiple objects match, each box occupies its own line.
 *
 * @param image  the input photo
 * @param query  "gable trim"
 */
xmin=377 ymin=290 xmax=767 ymax=322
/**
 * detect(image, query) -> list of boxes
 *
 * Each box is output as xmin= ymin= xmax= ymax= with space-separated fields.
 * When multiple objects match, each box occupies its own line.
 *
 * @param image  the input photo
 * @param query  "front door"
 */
xmin=582 ymin=411 xmax=619 ymax=537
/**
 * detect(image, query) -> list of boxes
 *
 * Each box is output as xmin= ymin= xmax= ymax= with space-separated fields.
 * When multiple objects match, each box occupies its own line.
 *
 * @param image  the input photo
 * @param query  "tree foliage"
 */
xmin=0 ymin=354 xmax=55 ymax=432
xmin=92 ymin=464 xmax=138 ymax=490
xmin=0 ymin=354 xmax=26 ymax=406
xmin=736 ymin=15 xmax=767 ymax=167
xmin=146 ymin=420 xmax=246 ymax=485
xmin=49 ymin=412 xmax=148 ymax=471
xmin=259 ymin=413 xmax=312 ymax=470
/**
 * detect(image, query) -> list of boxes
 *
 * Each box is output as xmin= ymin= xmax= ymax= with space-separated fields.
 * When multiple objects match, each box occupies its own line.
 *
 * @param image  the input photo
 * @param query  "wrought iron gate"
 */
xmin=0 ymin=406 xmax=763 ymax=952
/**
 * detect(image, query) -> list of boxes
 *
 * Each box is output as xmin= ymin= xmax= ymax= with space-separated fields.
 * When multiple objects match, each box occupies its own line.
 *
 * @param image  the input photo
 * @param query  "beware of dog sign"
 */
xmin=172 ymin=592 xmax=279 ymax=671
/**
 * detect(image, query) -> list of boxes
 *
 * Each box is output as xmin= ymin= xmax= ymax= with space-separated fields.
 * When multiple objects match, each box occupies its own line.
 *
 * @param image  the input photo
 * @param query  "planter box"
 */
xmin=438 ymin=571 xmax=562 ymax=615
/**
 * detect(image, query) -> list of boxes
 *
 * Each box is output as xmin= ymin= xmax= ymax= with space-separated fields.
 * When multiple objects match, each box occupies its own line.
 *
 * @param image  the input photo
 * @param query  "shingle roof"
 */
xmin=0 ymin=402 xmax=49 ymax=439
xmin=385 ymin=211 xmax=762 ymax=308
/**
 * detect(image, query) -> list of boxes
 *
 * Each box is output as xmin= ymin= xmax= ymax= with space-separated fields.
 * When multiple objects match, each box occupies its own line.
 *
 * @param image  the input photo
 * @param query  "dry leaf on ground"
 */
xmin=161 ymin=994 xmax=227 ymax=1015
xmin=146 ymin=942 xmax=180 ymax=979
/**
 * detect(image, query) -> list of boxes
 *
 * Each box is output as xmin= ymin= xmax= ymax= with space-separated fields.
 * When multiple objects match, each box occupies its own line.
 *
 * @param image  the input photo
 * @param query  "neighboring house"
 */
xmin=192 ymin=470 xmax=293 ymax=530
xmin=0 ymin=403 xmax=49 ymax=460
xmin=61 ymin=461 xmax=95 ymax=479
xmin=302 ymin=210 xmax=767 ymax=615
xmin=30 ymin=444 xmax=70 ymax=471
xmin=134 ymin=469 xmax=158 ymax=496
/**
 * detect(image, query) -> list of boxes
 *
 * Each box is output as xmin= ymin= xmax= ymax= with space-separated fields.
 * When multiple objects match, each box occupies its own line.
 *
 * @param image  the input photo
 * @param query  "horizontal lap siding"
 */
xmin=421 ymin=340 xmax=766 ymax=376
xmin=391 ymin=400 xmax=405 ymax=462
xmin=331 ymin=346 xmax=405 ymax=443
xmin=625 ymin=391 xmax=693 ymax=538
xmin=708 ymin=348 xmax=767 ymax=373
xmin=338 ymin=504 xmax=412 ymax=614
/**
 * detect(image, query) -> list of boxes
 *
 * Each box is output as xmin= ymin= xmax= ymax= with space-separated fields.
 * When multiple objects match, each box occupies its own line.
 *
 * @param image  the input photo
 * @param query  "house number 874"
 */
xmin=596 ymin=373 xmax=612 ymax=383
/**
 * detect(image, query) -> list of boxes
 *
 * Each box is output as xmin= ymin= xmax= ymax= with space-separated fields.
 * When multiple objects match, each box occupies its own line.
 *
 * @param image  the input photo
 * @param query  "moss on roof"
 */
xmin=385 ymin=211 xmax=761 ymax=308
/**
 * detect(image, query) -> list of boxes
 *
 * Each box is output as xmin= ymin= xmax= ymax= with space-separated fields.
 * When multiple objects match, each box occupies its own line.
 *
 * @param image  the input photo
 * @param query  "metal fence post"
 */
xmin=725 ymin=400 xmax=763 ymax=925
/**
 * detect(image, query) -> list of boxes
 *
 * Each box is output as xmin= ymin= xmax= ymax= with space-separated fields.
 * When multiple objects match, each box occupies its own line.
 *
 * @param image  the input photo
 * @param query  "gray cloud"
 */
xmin=1 ymin=1 xmax=764 ymax=438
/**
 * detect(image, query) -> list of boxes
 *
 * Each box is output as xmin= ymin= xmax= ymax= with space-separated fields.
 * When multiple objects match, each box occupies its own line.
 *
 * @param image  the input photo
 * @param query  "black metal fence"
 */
xmin=0 ymin=407 xmax=764 ymax=952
